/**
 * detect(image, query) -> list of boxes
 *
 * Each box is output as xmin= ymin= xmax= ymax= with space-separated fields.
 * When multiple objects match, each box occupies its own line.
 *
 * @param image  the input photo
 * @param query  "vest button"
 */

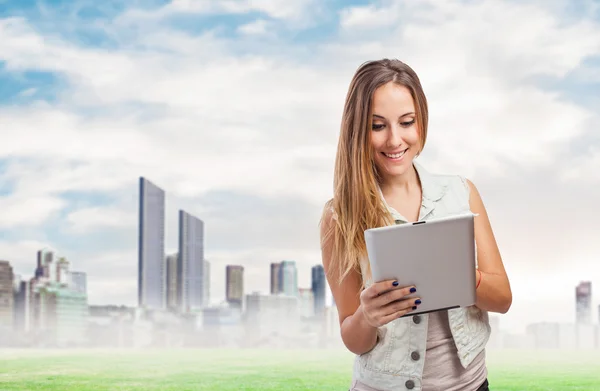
xmin=412 ymin=315 xmax=421 ymax=324
xmin=411 ymin=351 xmax=420 ymax=361
xmin=405 ymin=380 xmax=415 ymax=389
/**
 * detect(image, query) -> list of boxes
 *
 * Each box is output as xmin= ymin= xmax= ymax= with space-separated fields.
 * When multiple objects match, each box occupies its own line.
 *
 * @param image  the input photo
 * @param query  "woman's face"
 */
xmin=369 ymin=81 xmax=421 ymax=181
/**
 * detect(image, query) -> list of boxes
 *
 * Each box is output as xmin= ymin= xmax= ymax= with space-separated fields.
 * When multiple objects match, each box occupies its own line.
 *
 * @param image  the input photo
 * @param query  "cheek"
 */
xmin=370 ymin=132 xmax=385 ymax=150
xmin=408 ymin=128 xmax=421 ymax=146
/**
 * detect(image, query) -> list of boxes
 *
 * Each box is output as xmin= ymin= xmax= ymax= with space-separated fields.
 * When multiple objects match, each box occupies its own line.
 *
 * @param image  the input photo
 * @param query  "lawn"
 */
xmin=0 ymin=348 xmax=599 ymax=390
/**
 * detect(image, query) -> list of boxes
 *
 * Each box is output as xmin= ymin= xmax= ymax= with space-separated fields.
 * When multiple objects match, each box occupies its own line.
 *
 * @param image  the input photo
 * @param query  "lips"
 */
xmin=383 ymin=149 xmax=407 ymax=159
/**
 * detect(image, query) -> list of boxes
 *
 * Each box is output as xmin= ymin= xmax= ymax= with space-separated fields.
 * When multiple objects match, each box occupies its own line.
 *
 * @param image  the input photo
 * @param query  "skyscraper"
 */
xmin=226 ymin=265 xmax=244 ymax=308
xmin=311 ymin=264 xmax=326 ymax=316
xmin=13 ymin=279 xmax=30 ymax=332
xmin=575 ymin=281 xmax=592 ymax=324
xmin=204 ymin=260 xmax=210 ymax=306
xmin=270 ymin=262 xmax=282 ymax=294
xmin=36 ymin=249 xmax=54 ymax=280
xmin=0 ymin=261 xmax=14 ymax=330
xmin=138 ymin=177 xmax=166 ymax=310
xmin=177 ymin=210 xmax=205 ymax=313
xmin=56 ymin=257 xmax=70 ymax=285
xmin=279 ymin=261 xmax=298 ymax=297
xmin=165 ymin=253 xmax=178 ymax=310
xmin=70 ymin=272 xmax=87 ymax=295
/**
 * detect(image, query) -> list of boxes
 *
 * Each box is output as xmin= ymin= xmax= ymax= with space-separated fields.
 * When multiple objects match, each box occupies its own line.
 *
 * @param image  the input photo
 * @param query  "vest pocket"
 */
xmin=359 ymin=318 xmax=411 ymax=374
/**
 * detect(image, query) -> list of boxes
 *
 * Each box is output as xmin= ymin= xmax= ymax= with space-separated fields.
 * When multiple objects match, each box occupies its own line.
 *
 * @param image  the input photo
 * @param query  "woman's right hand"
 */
xmin=359 ymin=280 xmax=421 ymax=328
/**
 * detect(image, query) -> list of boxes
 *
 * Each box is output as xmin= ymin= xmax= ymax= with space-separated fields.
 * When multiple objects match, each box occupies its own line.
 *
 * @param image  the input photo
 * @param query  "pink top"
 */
xmin=421 ymin=310 xmax=487 ymax=390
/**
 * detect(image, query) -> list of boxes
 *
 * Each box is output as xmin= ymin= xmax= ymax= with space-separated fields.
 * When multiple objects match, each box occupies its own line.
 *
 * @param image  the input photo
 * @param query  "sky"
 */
xmin=1 ymin=0 xmax=600 ymax=335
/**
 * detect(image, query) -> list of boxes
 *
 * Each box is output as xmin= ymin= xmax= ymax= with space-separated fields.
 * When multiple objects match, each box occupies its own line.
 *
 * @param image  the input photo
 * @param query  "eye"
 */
xmin=372 ymin=123 xmax=385 ymax=131
xmin=401 ymin=119 xmax=415 ymax=127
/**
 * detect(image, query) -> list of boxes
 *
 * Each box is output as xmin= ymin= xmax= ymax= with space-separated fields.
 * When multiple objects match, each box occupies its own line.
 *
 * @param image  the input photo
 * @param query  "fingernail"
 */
xmin=415 ymin=299 xmax=421 ymax=305
xmin=410 ymin=287 xmax=416 ymax=293
xmin=392 ymin=281 xmax=399 ymax=286
xmin=412 ymin=306 xmax=417 ymax=310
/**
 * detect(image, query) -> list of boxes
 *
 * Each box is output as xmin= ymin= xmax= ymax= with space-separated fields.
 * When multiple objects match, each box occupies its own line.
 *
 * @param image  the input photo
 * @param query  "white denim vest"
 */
xmin=352 ymin=160 xmax=491 ymax=391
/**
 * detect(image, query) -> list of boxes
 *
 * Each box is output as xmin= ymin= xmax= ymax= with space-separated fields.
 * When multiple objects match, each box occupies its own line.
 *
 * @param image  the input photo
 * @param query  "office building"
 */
xmin=70 ymin=272 xmax=87 ymax=295
xmin=56 ymin=257 xmax=70 ymax=285
xmin=37 ymin=282 xmax=89 ymax=346
xmin=13 ymin=279 xmax=30 ymax=332
xmin=138 ymin=177 xmax=166 ymax=310
xmin=226 ymin=265 xmax=244 ymax=308
xmin=165 ymin=253 xmax=178 ymax=310
xmin=36 ymin=249 xmax=54 ymax=280
xmin=278 ymin=261 xmax=297 ymax=297
xmin=576 ymin=281 xmax=592 ymax=324
xmin=311 ymin=264 xmax=326 ymax=316
xmin=204 ymin=260 xmax=210 ymax=306
xmin=0 ymin=261 xmax=14 ymax=330
xmin=270 ymin=262 xmax=282 ymax=294
xmin=178 ymin=210 xmax=205 ymax=312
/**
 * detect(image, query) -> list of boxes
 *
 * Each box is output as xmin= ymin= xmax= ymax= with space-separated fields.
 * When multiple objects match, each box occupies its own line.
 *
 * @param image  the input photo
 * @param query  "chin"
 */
xmin=375 ymin=154 xmax=415 ymax=178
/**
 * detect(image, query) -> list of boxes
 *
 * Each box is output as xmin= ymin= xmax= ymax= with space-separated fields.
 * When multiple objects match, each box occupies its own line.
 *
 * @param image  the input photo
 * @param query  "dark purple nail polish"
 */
xmin=412 ymin=306 xmax=417 ymax=310
xmin=410 ymin=287 xmax=416 ymax=293
xmin=392 ymin=281 xmax=399 ymax=286
xmin=415 ymin=299 xmax=421 ymax=305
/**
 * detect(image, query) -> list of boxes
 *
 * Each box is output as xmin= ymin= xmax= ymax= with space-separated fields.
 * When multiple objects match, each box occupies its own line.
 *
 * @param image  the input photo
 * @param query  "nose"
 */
xmin=386 ymin=123 xmax=404 ymax=148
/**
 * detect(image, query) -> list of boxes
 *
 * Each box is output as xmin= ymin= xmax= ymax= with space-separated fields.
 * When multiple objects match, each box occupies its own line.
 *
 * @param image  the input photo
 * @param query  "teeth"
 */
xmin=385 ymin=150 xmax=406 ymax=159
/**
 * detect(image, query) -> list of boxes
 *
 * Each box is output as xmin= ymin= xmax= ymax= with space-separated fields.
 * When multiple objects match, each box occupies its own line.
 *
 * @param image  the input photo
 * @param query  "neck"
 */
xmin=379 ymin=163 xmax=420 ymax=195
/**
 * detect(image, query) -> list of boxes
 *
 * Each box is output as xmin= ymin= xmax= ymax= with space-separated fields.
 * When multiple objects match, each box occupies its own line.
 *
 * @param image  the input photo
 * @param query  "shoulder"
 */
xmin=321 ymin=198 xmax=337 ymax=220
xmin=320 ymin=198 xmax=337 ymax=234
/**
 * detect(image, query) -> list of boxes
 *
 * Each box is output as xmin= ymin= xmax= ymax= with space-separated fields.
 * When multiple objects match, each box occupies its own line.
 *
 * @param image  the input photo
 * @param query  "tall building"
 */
xmin=279 ymin=261 xmax=298 ymax=297
xmin=36 ymin=282 xmax=88 ymax=346
xmin=0 ymin=261 xmax=14 ymax=330
xmin=576 ymin=281 xmax=592 ymax=324
xmin=270 ymin=262 xmax=282 ymax=294
xmin=56 ymin=257 xmax=70 ymax=285
xmin=70 ymin=272 xmax=87 ymax=295
xmin=177 ymin=210 xmax=205 ymax=313
xmin=138 ymin=177 xmax=166 ymax=310
xmin=311 ymin=264 xmax=326 ymax=316
xmin=226 ymin=265 xmax=244 ymax=308
xmin=37 ymin=249 xmax=54 ymax=280
xmin=13 ymin=279 xmax=30 ymax=332
xmin=165 ymin=253 xmax=178 ymax=310
xmin=204 ymin=260 xmax=210 ymax=306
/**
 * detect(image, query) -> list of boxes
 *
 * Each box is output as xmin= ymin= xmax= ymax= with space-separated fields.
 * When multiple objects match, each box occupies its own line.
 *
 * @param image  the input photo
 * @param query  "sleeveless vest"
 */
xmin=352 ymin=160 xmax=491 ymax=391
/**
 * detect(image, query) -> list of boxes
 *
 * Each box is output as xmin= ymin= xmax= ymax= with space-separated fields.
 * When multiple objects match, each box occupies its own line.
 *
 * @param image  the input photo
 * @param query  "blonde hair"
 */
xmin=321 ymin=58 xmax=429 ymax=287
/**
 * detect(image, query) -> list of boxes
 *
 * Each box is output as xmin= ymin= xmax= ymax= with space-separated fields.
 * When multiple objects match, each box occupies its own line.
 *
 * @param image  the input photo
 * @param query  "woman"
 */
xmin=319 ymin=59 xmax=512 ymax=391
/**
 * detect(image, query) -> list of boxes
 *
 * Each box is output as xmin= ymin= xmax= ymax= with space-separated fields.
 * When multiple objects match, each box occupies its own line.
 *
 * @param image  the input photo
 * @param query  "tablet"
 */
xmin=364 ymin=213 xmax=477 ymax=316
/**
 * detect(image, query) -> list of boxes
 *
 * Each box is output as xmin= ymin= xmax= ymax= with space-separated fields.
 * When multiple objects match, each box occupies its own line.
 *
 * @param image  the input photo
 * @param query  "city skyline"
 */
xmin=1 ymin=0 xmax=600 ymax=336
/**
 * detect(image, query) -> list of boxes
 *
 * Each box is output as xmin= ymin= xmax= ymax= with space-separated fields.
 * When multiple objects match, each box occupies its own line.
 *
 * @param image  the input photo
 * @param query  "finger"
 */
xmin=378 ymin=304 xmax=417 ymax=325
xmin=368 ymin=279 xmax=403 ymax=298
xmin=380 ymin=297 xmax=421 ymax=317
xmin=374 ymin=285 xmax=417 ymax=306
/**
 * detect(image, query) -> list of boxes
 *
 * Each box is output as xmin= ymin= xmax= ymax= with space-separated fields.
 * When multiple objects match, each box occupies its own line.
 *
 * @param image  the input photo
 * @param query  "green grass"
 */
xmin=0 ymin=348 xmax=599 ymax=390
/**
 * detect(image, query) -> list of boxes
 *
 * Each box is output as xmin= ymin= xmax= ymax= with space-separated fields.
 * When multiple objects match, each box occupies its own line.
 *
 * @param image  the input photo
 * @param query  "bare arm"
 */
xmin=320 ymin=208 xmax=378 ymax=355
xmin=467 ymin=179 xmax=512 ymax=313
xmin=320 ymin=206 xmax=420 ymax=355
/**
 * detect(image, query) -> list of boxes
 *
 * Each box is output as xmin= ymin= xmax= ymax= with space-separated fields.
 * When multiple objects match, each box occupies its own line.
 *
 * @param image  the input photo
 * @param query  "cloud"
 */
xmin=64 ymin=205 xmax=136 ymax=234
xmin=339 ymin=4 xmax=399 ymax=30
xmin=0 ymin=192 xmax=65 ymax=229
xmin=117 ymin=0 xmax=322 ymax=31
xmin=237 ymin=19 xmax=271 ymax=36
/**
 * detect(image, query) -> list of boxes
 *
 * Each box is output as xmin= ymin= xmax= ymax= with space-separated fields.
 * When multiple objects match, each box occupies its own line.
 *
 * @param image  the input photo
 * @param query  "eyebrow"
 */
xmin=373 ymin=112 xmax=415 ymax=120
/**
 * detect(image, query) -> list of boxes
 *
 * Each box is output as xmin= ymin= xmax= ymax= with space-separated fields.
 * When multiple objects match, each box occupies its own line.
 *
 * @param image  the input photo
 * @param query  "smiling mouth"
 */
xmin=383 ymin=149 xmax=407 ymax=159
